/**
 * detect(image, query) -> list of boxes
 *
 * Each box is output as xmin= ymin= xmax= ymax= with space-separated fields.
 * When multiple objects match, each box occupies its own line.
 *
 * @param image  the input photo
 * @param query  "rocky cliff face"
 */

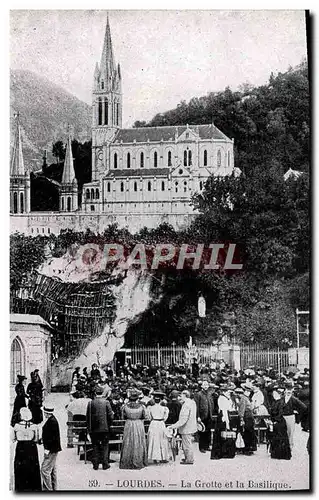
xmin=10 ymin=69 xmax=91 ymax=169
xmin=37 ymin=245 xmax=153 ymax=387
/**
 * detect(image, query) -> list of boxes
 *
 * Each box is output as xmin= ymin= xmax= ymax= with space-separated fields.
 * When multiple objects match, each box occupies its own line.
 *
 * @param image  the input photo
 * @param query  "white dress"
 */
xmin=147 ymin=404 xmax=169 ymax=461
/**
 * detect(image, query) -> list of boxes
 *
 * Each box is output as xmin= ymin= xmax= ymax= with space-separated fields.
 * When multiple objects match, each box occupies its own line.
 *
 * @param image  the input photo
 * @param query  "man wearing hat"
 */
xmin=41 ymin=406 xmax=62 ymax=490
xmin=195 ymin=380 xmax=216 ymax=453
xmin=168 ymin=390 xmax=197 ymax=464
xmin=86 ymin=385 xmax=114 ymax=470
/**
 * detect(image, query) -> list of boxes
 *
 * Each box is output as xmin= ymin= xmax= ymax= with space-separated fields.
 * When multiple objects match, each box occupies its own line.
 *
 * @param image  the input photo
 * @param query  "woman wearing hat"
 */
xmin=119 ymin=389 xmax=148 ymax=469
xmin=147 ymin=392 xmax=170 ymax=463
xmin=11 ymin=375 xmax=28 ymax=427
xmin=211 ymin=384 xmax=237 ymax=460
xmin=267 ymin=387 xmax=291 ymax=460
xmin=12 ymin=407 xmax=42 ymax=491
xmin=27 ymin=371 xmax=44 ymax=424
xmin=237 ymin=383 xmax=257 ymax=455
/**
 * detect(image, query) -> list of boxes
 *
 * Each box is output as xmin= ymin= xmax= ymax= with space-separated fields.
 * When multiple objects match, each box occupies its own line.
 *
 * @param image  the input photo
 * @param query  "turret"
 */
xmin=59 ymin=132 xmax=78 ymax=212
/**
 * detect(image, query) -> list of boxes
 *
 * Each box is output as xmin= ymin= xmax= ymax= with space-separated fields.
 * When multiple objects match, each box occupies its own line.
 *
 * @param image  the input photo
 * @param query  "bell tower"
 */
xmin=10 ymin=113 xmax=30 ymax=214
xmin=92 ymin=16 xmax=122 ymax=181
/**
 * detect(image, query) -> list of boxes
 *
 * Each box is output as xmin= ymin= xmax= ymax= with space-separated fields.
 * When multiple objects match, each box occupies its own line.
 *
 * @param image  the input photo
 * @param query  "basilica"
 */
xmin=10 ymin=17 xmax=237 ymax=236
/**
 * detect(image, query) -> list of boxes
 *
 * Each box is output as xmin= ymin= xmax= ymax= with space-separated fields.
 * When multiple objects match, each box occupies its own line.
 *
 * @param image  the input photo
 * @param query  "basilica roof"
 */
xmin=113 ymin=124 xmax=229 ymax=144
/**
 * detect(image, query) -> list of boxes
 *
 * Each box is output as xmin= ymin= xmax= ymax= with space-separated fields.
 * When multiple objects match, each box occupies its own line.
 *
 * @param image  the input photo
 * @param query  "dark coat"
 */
xmin=11 ymin=383 xmax=28 ymax=427
xmin=166 ymin=399 xmax=182 ymax=425
xmin=86 ymin=397 xmax=114 ymax=433
xmin=42 ymin=415 xmax=62 ymax=453
xmin=282 ymin=395 xmax=307 ymax=416
xmin=195 ymin=389 xmax=215 ymax=421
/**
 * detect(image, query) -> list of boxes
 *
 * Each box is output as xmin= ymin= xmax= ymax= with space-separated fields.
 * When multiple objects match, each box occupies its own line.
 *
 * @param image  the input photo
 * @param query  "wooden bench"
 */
xmin=67 ymin=419 xmax=151 ymax=463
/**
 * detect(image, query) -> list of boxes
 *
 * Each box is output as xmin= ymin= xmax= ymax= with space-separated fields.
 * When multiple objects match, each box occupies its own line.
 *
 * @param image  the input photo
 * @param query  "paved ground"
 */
xmin=10 ymin=393 xmax=310 ymax=492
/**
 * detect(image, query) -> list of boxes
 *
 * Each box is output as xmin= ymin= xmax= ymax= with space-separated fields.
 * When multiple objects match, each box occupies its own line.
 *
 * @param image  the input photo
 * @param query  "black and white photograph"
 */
xmin=9 ymin=9 xmax=310 ymax=492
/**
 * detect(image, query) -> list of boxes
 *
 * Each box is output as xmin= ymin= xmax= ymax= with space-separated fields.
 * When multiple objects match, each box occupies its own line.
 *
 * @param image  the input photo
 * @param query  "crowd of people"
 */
xmin=11 ymin=358 xmax=310 ymax=490
xmin=68 ymin=359 xmax=310 ymax=469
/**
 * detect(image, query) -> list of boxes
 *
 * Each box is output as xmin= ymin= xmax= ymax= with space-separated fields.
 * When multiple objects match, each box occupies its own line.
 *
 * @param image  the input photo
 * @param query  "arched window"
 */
xmin=127 ymin=153 xmax=131 ymax=169
xmin=67 ymin=197 xmax=71 ymax=212
xmin=188 ymin=150 xmax=192 ymax=166
xmin=104 ymin=98 xmax=108 ymax=125
xmin=228 ymin=151 xmax=231 ymax=167
xmin=161 ymin=181 xmax=165 ymax=191
xmin=61 ymin=197 xmax=64 ymax=211
xmin=86 ymin=189 xmax=90 ymax=200
xmin=184 ymin=181 xmax=187 ymax=192
xmin=148 ymin=181 xmax=152 ymax=191
xmin=101 ymin=81 xmax=104 ymax=90
xmin=11 ymin=338 xmax=23 ymax=385
xmin=91 ymin=188 xmax=95 ymax=199
xmin=217 ymin=150 xmax=222 ymax=168
xmin=140 ymin=152 xmax=144 ymax=168
xmin=107 ymin=182 xmax=111 ymax=193
xmin=175 ymin=181 xmax=178 ymax=193
xmin=20 ymin=192 xmax=24 ymax=213
xmin=120 ymin=182 xmax=124 ymax=192
xmin=114 ymin=153 xmax=118 ymax=169
xmin=184 ymin=150 xmax=187 ymax=167
xmin=134 ymin=182 xmax=137 ymax=192
xmin=95 ymin=189 xmax=99 ymax=200
xmin=168 ymin=151 xmax=172 ymax=166
xmin=13 ymin=192 xmax=18 ymax=214
xmin=204 ymin=149 xmax=207 ymax=167
xmin=154 ymin=151 xmax=158 ymax=168
xmin=98 ymin=97 xmax=103 ymax=125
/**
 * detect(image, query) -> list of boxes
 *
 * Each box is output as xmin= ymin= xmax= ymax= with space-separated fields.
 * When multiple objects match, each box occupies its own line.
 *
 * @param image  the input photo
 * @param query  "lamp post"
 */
xmin=296 ymin=308 xmax=310 ymax=349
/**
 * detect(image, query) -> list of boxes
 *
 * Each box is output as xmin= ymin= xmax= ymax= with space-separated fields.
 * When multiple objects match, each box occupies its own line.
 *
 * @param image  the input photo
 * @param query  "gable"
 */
xmin=171 ymin=165 xmax=191 ymax=178
xmin=176 ymin=127 xmax=199 ymax=143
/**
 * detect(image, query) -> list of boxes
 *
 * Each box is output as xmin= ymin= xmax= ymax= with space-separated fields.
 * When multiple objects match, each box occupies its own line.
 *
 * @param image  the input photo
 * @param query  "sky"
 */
xmin=10 ymin=10 xmax=307 ymax=127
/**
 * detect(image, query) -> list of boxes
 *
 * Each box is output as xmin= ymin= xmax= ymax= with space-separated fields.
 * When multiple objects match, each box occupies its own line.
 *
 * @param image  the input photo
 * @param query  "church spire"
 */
xmin=100 ymin=14 xmax=115 ymax=83
xmin=10 ymin=113 xmax=25 ymax=177
xmin=62 ymin=132 xmax=76 ymax=185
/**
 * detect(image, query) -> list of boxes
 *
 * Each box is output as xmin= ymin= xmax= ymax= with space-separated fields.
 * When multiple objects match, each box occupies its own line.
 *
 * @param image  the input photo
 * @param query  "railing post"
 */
xmin=172 ymin=342 xmax=176 ymax=364
xmin=157 ymin=343 xmax=161 ymax=367
xmin=277 ymin=346 xmax=281 ymax=374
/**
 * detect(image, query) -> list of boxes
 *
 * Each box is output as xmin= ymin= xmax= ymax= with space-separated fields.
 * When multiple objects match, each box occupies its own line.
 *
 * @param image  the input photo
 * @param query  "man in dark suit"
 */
xmin=166 ymin=390 xmax=182 ymax=425
xmin=41 ymin=406 xmax=62 ymax=490
xmin=86 ymin=385 xmax=114 ymax=470
xmin=195 ymin=380 xmax=216 ymax=453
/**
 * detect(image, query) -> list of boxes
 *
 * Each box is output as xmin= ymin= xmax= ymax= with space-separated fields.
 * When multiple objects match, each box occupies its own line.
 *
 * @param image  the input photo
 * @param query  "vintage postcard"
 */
xmin=9 ymin=10 xmax=310 ymax=492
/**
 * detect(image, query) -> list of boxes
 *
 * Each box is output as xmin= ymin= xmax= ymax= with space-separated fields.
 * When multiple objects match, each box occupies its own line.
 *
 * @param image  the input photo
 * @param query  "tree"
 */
xmin=52 ymin=140 xmax=66 ymax=163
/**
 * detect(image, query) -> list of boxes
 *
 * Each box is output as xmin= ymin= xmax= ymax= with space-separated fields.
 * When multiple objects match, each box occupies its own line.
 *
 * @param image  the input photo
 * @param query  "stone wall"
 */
xmin=10 ymin=211 xmax=197 ymax=236
xmin=10 ymin=314 xmax=52 ymax=399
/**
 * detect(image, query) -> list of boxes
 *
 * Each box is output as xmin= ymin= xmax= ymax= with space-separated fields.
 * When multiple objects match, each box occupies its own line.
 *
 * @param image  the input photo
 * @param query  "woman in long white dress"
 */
xmin=147 ymin=392 xmax=169 ymax=463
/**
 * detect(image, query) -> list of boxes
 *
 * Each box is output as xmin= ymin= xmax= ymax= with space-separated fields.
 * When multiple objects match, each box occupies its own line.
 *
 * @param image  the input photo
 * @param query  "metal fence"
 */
xmin=127 ymin=344 xmax=291 ymax=373
xmin=128 ymin=344 xmax=233 ymax=368
xmin=240 ymin=345 xmax=290 ymax=373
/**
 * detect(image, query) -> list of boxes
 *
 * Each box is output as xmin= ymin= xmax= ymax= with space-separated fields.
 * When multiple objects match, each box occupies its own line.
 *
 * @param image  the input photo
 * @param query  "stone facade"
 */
xmin=10 ymin=314 xmax=52 ymax=391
